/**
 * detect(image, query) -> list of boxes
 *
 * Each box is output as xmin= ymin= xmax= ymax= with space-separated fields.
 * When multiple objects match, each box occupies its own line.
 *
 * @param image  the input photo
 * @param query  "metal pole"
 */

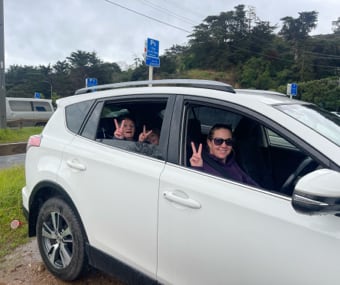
xmin=148 ymin=66 xmax=153 ymax=87
xmin=0 ymin=0 xmax=6 ymax=128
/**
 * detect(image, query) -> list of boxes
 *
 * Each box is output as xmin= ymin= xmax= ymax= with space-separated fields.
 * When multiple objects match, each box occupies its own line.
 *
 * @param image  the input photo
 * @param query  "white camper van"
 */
xmin=6 ymin=97 xmax=54 ymax=127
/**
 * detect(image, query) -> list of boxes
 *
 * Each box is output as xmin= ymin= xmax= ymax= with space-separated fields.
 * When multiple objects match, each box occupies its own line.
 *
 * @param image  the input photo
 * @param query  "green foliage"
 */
xmin=182 ymin=69 xmax=234 ymax=83
xmin=297 ymin=77 xmax=340 ymax=111
xmin=279 ymin=11 xmax=318 ymax=42
xmin=4 ymin=6 xmax=340 ymax=110
xmin=0 ymin=127 xmax=43 ymax=143
xmin=0 ymin=166 xmax=28 ymax=259
xmin=333 ymin=17 xmax=340 ymax=34
xmin=6 ymin=50 xmax=122 ymax=98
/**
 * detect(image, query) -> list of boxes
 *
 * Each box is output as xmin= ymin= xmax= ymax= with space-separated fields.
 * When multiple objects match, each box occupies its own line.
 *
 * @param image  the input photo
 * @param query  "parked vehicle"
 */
xmin=5 ymin=97 xmax=54 ymax=127
xmin=22 ymin=79 xmax=340 ymax=285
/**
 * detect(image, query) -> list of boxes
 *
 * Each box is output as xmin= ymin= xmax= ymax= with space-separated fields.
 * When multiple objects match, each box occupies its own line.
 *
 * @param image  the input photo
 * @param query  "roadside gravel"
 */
xmin=0 ymin=238 xmax=124 ymax=285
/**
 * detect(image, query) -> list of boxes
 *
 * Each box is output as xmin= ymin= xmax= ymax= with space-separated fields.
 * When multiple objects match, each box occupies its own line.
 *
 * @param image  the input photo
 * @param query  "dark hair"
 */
xmin=118 ymin=114 xmax=135 ymax=124
xmin=208 ymin=124 xmax=232 ymax=140
xmin=151 ymin=128 xmax=160 ymax=136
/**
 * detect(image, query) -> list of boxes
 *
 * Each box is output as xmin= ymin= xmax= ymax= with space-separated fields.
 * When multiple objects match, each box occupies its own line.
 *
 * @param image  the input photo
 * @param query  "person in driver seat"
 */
xmin=189 ymin=123 xmax=258 ymax=187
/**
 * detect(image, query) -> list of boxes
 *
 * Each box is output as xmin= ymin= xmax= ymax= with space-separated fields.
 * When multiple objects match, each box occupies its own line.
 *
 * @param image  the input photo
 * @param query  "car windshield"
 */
xmin=275 ymin=104 xmax=340 ymax=146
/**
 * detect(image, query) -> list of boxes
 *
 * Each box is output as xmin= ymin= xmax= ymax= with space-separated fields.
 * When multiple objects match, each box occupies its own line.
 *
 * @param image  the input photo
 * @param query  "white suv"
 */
xmin=22 ymin=79 xmax=340 ymax=285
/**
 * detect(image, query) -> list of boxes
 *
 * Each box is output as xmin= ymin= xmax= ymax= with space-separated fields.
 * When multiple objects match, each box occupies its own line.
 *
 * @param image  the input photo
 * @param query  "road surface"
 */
xmin=0 ymin=153 xmax=25 ymax=169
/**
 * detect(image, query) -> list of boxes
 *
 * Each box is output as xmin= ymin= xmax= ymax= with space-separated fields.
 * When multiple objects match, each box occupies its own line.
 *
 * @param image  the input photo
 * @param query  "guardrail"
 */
xmin=7 ymin=119 xmax=47 ymax=128
xmin=0 ymin=142 xmax=27 ymax=156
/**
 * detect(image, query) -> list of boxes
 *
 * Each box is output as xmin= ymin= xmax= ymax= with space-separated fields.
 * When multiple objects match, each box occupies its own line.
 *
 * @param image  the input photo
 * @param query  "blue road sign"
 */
xmin=34 ymin=92 xmax=41 ymax=99
xmin=291 ymin=83 xmax=298 ymax=96
xmin=86 ymin=78 xmax=98 ymax=87
xmin=146 ymin=38 xmax=159 ymax=58
xmin=146 ymin=56 xmax=160 ymax=67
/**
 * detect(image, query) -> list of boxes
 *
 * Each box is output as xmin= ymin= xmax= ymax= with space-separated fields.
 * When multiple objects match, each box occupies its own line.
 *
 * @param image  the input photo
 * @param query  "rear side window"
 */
xmin=65 ymin=100 xmax=94 ymax=134
xmin=32 ymin=101 xmax=52 ymax=112
xmin=83 ymin=98 xmax=169 ymax=160
xmin=9 ymin=101 xmax=32 ymax=111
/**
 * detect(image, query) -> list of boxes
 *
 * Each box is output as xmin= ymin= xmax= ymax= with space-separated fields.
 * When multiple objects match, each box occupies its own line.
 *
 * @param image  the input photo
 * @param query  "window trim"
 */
xmin=170 ymin=95 xmax=332 ymax=170
xmin=79 ymin=94 xmax=176 ymax=162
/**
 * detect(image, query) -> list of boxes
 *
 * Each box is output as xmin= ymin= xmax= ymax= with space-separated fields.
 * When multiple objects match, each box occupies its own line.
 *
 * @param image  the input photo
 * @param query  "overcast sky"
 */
xmin=4 ymin=0 xmax=340 ymax=69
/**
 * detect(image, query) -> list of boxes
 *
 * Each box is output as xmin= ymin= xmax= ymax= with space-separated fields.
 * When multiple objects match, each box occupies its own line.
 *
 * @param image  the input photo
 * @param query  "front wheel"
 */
xmin=36 ymin=197 xmax=88 ymax=281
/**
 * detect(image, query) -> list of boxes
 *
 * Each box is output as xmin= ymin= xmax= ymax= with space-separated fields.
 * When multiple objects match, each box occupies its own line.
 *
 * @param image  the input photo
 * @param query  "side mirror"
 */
xmin=292 ymin=169 xmax=340 ymax=215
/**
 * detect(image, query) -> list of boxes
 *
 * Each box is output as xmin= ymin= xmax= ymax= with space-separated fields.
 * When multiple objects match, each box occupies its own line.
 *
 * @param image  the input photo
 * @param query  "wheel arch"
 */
xmin=28 ymin=181 xmax=88 ymax=243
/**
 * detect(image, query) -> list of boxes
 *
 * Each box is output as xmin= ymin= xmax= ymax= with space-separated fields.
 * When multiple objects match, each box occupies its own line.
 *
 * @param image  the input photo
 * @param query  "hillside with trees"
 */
xmin=5 ymin=5 xmax=340 ymax=111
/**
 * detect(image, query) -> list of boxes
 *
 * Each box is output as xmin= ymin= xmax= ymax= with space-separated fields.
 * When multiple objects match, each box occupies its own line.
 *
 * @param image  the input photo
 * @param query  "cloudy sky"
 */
xmin=4 ymin=0 xmax=340 ymax=69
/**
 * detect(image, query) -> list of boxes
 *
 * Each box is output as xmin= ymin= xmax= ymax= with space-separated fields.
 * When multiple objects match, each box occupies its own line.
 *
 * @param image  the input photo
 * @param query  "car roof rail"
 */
xmin=235 ymin=89 xmax=287 ymax=97
xmin=74 ymin=79 xmax=235 ymax=95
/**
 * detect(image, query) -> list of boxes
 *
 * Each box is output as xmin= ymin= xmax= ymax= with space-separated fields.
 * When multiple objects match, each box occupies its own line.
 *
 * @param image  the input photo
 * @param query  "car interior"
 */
xmin=94 ymin=100 xmax=167 ymax=159
xmin=93 ymin=99 xmax=321 ymax=196
xmin=96 ymin=101 xmax=166 ymax=141
xmin=185 ymin=104 xmax=321 ymax=196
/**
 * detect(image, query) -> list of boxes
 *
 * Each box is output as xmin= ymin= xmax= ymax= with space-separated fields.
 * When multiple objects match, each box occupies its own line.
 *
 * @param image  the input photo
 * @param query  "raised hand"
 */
xmin=138 ymin=125 xmax=152 ymax=142
xmin=114 ymin=118 xmax=125 ymax=139
xmin=189 ymin=142 xmax=203 ymax=167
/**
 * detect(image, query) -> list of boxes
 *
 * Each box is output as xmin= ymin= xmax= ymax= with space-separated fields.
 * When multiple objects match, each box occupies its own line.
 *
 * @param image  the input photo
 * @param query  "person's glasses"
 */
xmin=212 ymin=138 xmax=234 ymax=146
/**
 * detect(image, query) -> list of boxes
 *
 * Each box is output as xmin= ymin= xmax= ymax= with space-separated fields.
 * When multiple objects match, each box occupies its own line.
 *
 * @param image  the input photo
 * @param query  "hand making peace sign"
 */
xmin=138 ymin=125 xmax=153 ymax=142
xmin=189 ymin=142 xmax=203 ymax=167
xmin=114 ymin=118 xmax=125 ymax=139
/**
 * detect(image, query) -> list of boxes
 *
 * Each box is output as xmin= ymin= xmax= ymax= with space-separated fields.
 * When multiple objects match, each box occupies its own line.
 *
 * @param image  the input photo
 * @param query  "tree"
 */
xmin=53 ymin=60 xmax=70 ymax=75
xmin=66 ymin=50 xmax=103 ymax=90
xmin=279 ymin=11 xmax=318 ymax=61
xmin=332 ymin=17 xmax=340 ymax=34
xmin=279 ymin=11 xmax=318 ymax=81
xmin=187 ymin=5 xmax=276 ymax=70
xmin=52 ymin=61 xmax=72 ymax=97
xmin=239 ymin=57 xmax=275 ymax=89
xmin=67 ymin=50 xmax=101 ymax=68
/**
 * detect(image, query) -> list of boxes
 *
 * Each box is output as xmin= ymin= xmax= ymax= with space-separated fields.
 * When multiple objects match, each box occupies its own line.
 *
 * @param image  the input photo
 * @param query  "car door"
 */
xmin=59 ymin=96 xmax=172 ymax=280
xmin=157 ymin=99 xmax=340 ymax=285
xmin=158 ymin=166 xmax=340 ymax=285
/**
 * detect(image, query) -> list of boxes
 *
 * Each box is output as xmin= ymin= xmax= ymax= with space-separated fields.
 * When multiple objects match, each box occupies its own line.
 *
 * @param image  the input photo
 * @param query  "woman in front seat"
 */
xmin=190 ymin=123 xmax=258 ymax=187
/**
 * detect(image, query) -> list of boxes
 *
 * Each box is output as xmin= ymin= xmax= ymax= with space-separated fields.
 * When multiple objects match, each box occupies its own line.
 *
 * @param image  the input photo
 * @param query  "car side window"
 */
xmin=184 ymin=104 xmax=242 ymax=165
xmin=82 ymin=101 xmax=103 ymax=140
xmin=33 ymin=101 xmax=52 ymax=112
xmin=8 ymin=100 xmax=32 ymax=111
xmin=184 ymin=103 xmax=321 ymax=196
xmin=65 ymin=99 xmax=95 ymax=134
xmin=93 ymin=98 xmax=168 ymax=160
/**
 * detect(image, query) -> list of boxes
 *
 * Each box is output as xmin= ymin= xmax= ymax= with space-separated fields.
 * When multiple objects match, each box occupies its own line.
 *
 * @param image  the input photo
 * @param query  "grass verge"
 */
xmin=0 ymin=166 xmax=29 ymax=259
xmin=0 ymin=127 xmax=43 ymax=144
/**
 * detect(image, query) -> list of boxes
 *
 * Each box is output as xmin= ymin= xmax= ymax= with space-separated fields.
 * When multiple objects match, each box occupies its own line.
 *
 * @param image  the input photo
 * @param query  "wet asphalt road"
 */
xmin=0 ymin=153 xmax=26 ymax=169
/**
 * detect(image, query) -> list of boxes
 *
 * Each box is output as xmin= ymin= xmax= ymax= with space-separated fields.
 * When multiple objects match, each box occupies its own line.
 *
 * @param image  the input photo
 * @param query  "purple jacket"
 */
xmin=193 ymin=152 xmax=259 ymax=187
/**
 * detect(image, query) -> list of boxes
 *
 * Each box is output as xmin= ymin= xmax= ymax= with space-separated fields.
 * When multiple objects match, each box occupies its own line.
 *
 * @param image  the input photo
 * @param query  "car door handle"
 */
xmin=66 ymin=159 xmax=87 ymax=171
xmin=163 ymin=191 xmax=201 ymax=209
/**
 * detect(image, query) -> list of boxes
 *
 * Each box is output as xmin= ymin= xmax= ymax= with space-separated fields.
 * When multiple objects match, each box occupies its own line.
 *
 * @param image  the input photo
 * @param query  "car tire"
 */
xmin=36 ymin=197 xmax=88 ymax=281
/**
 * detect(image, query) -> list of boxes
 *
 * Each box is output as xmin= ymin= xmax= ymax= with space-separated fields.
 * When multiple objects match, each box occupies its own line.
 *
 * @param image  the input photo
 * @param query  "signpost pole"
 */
xmin=0 ymin=0 xmax=6 ymax=129
xmin=148 ymin=66 xmax=153 ymax=86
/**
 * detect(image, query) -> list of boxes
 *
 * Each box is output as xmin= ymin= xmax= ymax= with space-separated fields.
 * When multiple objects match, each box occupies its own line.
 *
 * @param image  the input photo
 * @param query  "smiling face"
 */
xmin=122 ymin=118 xmax=135 ymax=140
xmin=147 ymin=132 xmax=159 ymax=145
xmin=207 ymin=128 xmax=233 ymax=163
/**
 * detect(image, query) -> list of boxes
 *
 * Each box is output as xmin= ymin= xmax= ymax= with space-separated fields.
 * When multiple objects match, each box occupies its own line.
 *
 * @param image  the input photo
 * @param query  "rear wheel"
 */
xmin=36 ymin=197 xmax=88 ymax=281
